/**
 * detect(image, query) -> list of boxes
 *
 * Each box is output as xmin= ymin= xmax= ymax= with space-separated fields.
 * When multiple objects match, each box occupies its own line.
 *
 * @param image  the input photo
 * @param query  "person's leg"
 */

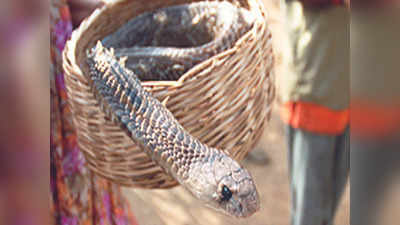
xmin=285 ymin=125 xmax=296 ymax=222
xmin=332 ymin=128 xmax=349 ymax=214
xmin=350 ymin=137 xmax=397 ymax=225
xmin=286 ymin=126 xmax=349 ymax=225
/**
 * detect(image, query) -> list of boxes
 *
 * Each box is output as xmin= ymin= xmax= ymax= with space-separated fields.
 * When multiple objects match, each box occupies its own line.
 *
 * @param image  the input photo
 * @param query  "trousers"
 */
xmin=286 ymin=126 xmax=349 ymax=225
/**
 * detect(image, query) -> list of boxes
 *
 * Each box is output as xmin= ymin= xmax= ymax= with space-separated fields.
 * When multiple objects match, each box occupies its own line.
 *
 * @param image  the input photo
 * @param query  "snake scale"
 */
xmin=86 ymin=1 xmax=259 ymax=218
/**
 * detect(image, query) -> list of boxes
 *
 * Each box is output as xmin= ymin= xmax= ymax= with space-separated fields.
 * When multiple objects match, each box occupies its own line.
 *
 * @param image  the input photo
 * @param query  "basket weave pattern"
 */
xmin=62 ymin=0 xmax=274 ymax=188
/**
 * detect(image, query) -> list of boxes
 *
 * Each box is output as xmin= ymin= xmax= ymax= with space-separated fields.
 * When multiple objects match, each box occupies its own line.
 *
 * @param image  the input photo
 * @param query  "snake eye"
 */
xmin=221 ymin=185 xmax=232 ymax=201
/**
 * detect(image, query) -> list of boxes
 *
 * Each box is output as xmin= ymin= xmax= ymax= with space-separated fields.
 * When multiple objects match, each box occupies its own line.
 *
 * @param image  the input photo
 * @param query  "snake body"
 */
xmin=101 ymin=1 xmax=255 ymax=81
xmin=86 ymin=1 xmax=259 ymax=218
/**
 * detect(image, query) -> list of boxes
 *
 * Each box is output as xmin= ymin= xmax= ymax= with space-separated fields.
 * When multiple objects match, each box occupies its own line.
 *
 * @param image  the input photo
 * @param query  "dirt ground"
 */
xmin=122 ymin=1 xmax=350 ymax=224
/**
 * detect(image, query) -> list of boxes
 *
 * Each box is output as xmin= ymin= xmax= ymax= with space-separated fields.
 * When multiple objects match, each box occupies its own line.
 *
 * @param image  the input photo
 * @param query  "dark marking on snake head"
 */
xmin=221 ymin=185 xmax=233 ymax=202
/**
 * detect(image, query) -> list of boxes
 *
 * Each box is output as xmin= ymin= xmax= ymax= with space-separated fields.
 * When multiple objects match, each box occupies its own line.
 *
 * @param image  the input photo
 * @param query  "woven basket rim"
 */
xmin=65 ymin=0 xmax=268 ymax=88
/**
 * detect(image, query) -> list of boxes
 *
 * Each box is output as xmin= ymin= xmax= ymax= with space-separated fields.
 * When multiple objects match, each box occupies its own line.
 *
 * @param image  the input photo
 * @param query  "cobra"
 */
xmin=86 ymin=1 xmax=260 ymax=218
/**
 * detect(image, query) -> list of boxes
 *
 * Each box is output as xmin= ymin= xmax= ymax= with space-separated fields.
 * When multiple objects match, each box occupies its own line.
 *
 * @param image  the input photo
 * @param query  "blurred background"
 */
xmin=0 ymin=1 xmax=49 ymax=225
xmin=1 ymin=0 xmax=400 ymax=225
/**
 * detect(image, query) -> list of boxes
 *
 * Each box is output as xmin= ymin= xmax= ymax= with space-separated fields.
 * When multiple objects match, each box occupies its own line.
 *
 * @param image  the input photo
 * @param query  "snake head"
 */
xmin=213 ymin=168 xmax=260 ymax=218
xmin=185 ymin=150 xmax=260 ymax=218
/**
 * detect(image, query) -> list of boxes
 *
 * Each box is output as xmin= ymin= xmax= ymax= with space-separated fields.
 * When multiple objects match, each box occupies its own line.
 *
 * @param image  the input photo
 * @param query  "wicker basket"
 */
xmin=62 ymin=0 xmax=274 ymax=188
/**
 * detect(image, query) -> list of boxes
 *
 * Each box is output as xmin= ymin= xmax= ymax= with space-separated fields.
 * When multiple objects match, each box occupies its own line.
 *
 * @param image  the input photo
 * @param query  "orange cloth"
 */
xmin=281 ymin=102 xmax=349 ymax=135
xmin=351 ymin=101 xmax=400 ymax=138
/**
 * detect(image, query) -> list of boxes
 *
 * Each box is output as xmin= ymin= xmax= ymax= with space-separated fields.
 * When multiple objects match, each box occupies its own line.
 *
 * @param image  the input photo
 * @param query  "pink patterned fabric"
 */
xmin=50 ymin=0 xmax=139 ymax=224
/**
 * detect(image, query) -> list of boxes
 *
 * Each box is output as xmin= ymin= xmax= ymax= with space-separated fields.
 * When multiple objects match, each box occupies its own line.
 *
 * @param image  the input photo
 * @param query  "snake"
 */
xmin=86 ymin=1 xmax=260 ymax=218
xmin=101 ymin=1 xmax=255 ymax=81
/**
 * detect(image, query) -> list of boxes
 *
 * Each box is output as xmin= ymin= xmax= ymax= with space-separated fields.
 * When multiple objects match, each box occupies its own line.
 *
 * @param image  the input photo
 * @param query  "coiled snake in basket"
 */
xmin=86 ymin=1 xmax=259 ymax=218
